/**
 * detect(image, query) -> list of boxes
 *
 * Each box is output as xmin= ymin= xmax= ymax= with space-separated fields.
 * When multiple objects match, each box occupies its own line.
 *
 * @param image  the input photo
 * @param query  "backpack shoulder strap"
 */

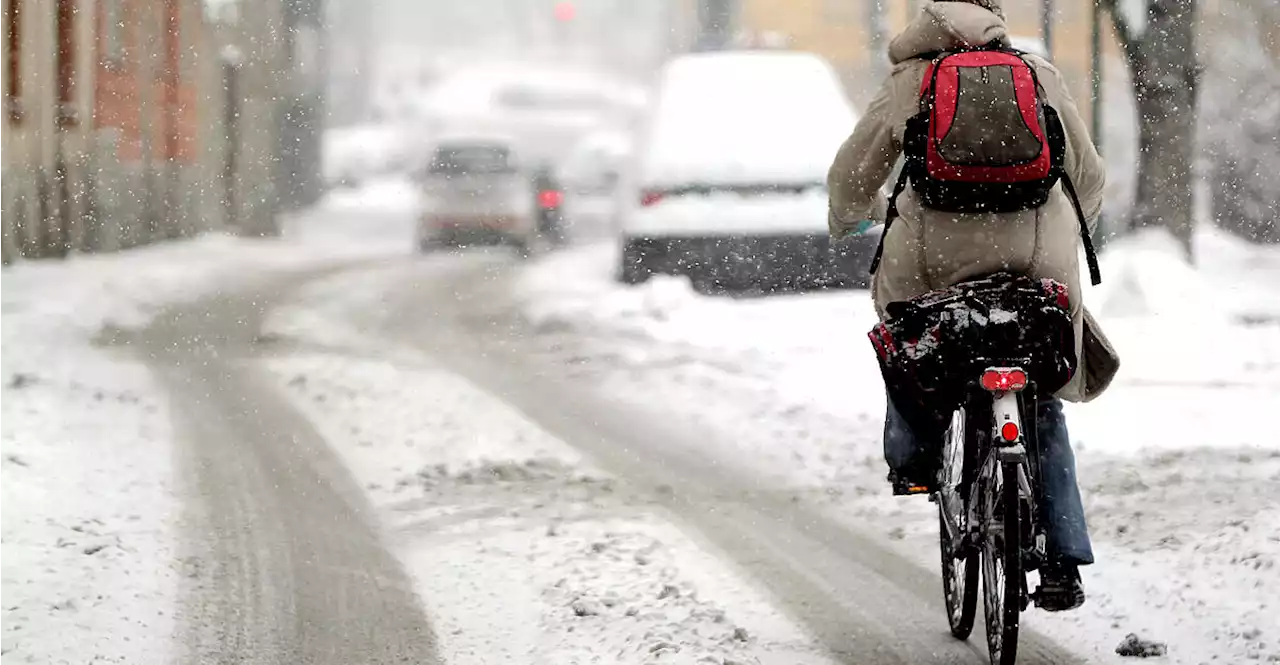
xmin=1059 ymin=172 xmax=1103 ymax=286
xmin=868 ymin=164 xmax=912 ymax=275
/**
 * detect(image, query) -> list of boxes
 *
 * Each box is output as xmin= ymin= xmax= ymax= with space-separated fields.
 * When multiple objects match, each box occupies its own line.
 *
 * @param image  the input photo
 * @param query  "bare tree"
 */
xmin=1200 ymin=0 xmax=1280 ymax=244
xmin=1102 ymin=0 xmax=1200 ymax=259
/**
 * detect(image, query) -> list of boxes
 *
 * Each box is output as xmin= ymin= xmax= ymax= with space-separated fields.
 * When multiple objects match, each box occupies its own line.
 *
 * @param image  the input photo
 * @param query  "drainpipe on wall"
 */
xmin=138 ymin=2 xmax=158 ymax=246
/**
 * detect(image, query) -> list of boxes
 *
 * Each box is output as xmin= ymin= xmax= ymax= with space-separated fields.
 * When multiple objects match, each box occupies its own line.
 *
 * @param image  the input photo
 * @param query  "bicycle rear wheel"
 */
xmin=938 ymin=410 xmax=978 ymax=639
xmin=982 ymin=460 xmax=1022 ymax=665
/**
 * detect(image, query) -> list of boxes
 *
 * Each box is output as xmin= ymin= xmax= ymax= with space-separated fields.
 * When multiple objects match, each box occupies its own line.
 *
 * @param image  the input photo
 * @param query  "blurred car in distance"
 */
xmin=416 ymin=136 xmax=538 ymax=255
xmin=560 ymin=128 xmax=632 ymax=239
xmin=617 ymin=50 xmax=876 ymax=291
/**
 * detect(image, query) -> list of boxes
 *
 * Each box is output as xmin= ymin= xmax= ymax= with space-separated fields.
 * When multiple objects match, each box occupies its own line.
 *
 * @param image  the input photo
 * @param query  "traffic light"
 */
xmin=553 ymin=1 xmax=575 ymax=22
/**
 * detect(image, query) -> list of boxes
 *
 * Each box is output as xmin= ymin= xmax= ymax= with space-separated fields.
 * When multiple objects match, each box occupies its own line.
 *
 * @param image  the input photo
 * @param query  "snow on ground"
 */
xmin=0 ymin=184 xmax=415 ymax=663
xmin=516 ymin=227 xmax=1280 ymax=663
xmin=261 ymin=277 xmax=836 ymax=664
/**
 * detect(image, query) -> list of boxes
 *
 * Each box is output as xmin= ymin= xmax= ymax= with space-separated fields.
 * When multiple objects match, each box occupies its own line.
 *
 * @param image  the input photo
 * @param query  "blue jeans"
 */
xmin=885 ymin=395 xmax=1094 ymax=566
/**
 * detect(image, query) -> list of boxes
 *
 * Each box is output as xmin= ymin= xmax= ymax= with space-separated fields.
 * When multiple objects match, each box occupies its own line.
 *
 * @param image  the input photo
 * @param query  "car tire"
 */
xmin=617 ymin=239 xmax=654 ymax=285
xmin=509 ymin=237 xmax=533 ymax=259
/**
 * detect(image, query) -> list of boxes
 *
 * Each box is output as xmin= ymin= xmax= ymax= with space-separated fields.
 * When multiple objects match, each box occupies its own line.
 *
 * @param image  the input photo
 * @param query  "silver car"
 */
xmin=416 ymin=138 xmax=537 ymax=254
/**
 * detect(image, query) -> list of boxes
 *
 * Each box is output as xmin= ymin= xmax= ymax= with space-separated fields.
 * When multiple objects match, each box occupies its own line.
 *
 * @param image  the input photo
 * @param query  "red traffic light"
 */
xmin=553 ymin=1 xmax=575 ymax=21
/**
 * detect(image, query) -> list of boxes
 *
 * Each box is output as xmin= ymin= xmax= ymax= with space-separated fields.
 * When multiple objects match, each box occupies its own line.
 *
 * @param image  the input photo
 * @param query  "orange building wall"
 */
xmin=94 ymin=0 xmax=200 ymax=164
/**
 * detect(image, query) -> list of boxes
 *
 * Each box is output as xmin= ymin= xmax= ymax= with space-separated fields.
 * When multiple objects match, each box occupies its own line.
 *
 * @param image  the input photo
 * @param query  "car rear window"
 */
xmin=430 ymin=145 xmax=513 ymax=175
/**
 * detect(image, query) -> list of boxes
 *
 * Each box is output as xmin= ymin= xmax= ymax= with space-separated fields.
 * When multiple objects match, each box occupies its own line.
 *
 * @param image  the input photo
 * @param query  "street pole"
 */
xmin=1041 ymin=0 xmax=1055 ymax=57
xmin=1090 ymin=0 xmax=1103 ymax=150
xmin=222 ymin=52 xmax=240 ymax=230
xmin=867 ymin=0 xmax=888 ymax=83
xmin=1090 ymin=0 xmax=1108 ymax=248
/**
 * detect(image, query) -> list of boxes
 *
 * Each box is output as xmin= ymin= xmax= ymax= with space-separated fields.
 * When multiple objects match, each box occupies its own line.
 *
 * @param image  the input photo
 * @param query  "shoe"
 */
xmin=888 ymin=471 xmax=933 ymax=496
xmin=1034 ymin=565 xmax=1086 ymax=612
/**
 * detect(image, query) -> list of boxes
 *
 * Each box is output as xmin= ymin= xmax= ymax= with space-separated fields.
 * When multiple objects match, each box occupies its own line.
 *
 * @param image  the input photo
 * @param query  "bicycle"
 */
xmin=935 ymin=362 xmax=1049 ymax=665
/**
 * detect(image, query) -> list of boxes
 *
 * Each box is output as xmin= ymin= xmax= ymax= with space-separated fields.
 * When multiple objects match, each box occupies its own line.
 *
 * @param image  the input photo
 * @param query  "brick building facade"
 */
xmin=2 ymin=0 xmax=291 ymax=261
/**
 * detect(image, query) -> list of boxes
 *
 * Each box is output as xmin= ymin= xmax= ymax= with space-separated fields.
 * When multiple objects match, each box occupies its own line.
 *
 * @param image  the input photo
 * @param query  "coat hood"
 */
xmin=888 ymin=2 xmax=1009 ymax=64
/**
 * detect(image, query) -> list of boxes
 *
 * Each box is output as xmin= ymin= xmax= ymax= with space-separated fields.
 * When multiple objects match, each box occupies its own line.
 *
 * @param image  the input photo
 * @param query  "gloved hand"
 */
xmin=838 ymin=220 xmax=878 ymax=238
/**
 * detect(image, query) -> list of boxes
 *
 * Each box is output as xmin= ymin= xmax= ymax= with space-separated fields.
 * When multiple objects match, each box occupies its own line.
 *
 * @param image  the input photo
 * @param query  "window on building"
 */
xmin=5 ymin=0 xmax=21 ymax=123
xmin=56 ymin=0 xmax=76 ymax=127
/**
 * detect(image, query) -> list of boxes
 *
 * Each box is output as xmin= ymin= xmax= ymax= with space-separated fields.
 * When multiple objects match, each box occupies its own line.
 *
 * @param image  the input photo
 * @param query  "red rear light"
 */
xmin=537 ymin=190 xmax=563 ymax=209
xmin=981 ymin=368 xmax=1028 ymax=393
xmin=1000 ymin=422 xmax=1021 ymax=442
xmin=640 ymin=190 xmax=664 ymax=206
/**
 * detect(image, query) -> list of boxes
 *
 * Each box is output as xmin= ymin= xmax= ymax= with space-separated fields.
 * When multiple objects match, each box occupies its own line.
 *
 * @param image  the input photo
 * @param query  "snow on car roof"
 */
xmin=640 ymin=50 xmax=858 ymax=188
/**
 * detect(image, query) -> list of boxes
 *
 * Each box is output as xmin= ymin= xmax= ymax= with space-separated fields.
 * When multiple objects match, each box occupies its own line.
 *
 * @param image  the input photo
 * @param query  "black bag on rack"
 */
xmin=868 ymin=272 xmax=1077 ymax=434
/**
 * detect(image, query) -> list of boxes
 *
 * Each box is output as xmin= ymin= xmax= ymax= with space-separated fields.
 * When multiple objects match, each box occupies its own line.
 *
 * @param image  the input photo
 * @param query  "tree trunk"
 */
xmin=695 ymin=0 xmax=735 ymax=51
xmin=1109 ymin=0 xmax=1200 ymax=260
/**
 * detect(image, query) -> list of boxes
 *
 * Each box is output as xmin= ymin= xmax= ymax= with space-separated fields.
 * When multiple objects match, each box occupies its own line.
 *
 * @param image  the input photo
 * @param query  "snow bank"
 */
xmin=1093 ymin=228 xmax=1216 ymax=321
xmin=1 ymin=236 xmax=286 ymax=663
xmin=1071 ymin=227 xmax=1280 ymax=455
xmin=1 ymin=197 xmax=412 ymax=663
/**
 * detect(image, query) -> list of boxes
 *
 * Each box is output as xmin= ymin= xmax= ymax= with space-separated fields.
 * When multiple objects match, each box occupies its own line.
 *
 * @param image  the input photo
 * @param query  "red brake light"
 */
xmin=640 ymin=190 xmax=664 ymax=207
xmin=537 ymin=190 xmax=563 ymax=209
xmin=981 ymin=368 xmax=1028 ymax=393
xmin=1000 ymin=422 xmax=1021 ymax=442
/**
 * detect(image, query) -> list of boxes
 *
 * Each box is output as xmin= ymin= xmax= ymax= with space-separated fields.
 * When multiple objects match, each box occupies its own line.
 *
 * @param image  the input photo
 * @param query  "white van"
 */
xmin=617 ymin=50 xmax=878 ymax=290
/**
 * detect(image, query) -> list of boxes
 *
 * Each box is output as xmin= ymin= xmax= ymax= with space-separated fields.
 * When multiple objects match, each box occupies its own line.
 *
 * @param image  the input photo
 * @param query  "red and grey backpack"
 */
xmin=869 ymin=44 xmax=1101 ymax=285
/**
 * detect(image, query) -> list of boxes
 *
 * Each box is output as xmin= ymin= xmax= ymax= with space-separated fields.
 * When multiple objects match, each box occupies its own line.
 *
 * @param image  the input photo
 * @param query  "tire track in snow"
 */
xmin=134 ymin=280 xmax=442 ymax=665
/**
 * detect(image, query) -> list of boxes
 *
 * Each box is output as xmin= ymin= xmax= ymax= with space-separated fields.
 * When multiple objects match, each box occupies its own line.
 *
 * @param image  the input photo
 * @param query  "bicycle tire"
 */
xmin=938 ymin=411 xmax=978 ymax=639
xmin=983 ymin=460 xmax=1023 ymax=665
xmin=938 ymin=503 xmax=979 ymax=638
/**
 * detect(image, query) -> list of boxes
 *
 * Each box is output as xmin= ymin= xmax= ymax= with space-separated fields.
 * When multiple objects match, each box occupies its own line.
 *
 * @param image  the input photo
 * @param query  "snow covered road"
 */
xmin=255 ymin=251 xmax=1081 ymax=664
xmin=5 ymin=183 xmax=1275 ymax=663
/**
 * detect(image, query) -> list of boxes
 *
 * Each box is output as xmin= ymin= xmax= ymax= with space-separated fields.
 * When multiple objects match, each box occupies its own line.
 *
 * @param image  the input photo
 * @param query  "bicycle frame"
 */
xmin=941 ymin=364 xmax=1051 ymax=583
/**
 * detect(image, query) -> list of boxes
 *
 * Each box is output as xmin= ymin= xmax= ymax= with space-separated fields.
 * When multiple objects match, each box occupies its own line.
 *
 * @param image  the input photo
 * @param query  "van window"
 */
xmin=430 ymin=145 xmax=514 ymax=175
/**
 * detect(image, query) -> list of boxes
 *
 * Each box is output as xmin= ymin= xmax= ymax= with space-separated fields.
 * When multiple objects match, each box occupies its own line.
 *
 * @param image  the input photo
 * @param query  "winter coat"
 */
xmin=828 ymin=0 xmax=1120 ymax=402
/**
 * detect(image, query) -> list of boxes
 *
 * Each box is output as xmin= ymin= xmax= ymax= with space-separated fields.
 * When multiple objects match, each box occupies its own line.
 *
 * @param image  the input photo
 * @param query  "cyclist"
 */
xmin=828 ymin=0 xmax=1117 ymax=612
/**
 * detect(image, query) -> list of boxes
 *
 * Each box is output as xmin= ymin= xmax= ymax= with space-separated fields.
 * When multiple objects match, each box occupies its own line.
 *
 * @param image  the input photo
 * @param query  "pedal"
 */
xmin=1032 ymin=575 xmax=1086 ymax=612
